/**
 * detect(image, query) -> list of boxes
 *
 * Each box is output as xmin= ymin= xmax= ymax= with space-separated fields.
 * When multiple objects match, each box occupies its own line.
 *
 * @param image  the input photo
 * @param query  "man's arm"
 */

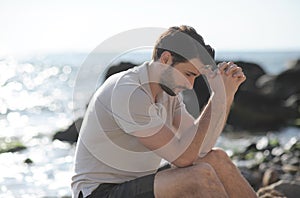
xmin=198 ymin=62 xmax=246 ymax=157
xmin=136 ymin=62 xmax=246 ymax=167
xmin=136 ymin=98 xmax=212 ymax=167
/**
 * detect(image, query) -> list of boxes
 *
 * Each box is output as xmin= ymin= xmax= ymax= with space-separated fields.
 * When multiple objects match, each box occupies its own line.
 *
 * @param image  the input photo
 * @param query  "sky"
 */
xmin=0 ymin=0 xmax=300 ymax=56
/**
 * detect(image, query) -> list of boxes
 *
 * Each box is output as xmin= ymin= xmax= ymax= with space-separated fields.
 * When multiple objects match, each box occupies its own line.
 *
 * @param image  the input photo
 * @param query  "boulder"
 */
xmin=53 ymin=118 xmax=83 ymax=144
xmin=227 ymin=90 xmax=298 ymax=131
xmin=217 ymin=60 xmax=300 ymax=131
xmin=104 ymin=62 xmax=137 ymax=81
xmin=259 ymin=59 xmax=300 ymax=100
xmin=257 ymin=180 xmax=300 ymax=198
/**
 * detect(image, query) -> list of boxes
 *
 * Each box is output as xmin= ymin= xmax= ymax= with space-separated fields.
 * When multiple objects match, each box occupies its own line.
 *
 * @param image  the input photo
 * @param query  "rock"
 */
xmin=272 ymin=147 xmax=284 ymax=157
xmin=262 ymin=168 xmax=280 ymax=186
xmin=227 ymin=90 xmax=298 ymax=131
xmin=284 ymin=137 xmax=299 ymax=151
xmin=259 ymin=61 xmax=300 ymax=100
xmin=257 ymin=180 xmax=300 ymax=198
xmin=24 ymin=158 xmax=33 ymax=164
xmin=282 ymin=164 xmax=299 ymax=175
xmin=104 ymin=62 xmax=137 ymax=81
xmin=239 ymin=167 xmax=262 ymax=190
xmin=257 ymin=137 xmax=270 ymax=150
xmin=183 ymin=75 xmax=210 ymax=118
xmin=286 ymin=59 xmax=300 ymax=70
xmin=234 ymin=137 xmax=300 ymax=194
xmin=53 ymin=118 xmax=83 ymax=144
xmin=0 ymin=138 xmax=27 ymax=153
xmin=257 ymin=187 xmax=286 ymax=198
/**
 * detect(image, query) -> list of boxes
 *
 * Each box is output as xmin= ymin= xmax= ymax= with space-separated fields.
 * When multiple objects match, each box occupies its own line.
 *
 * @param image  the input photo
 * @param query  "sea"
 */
xmin=0 ymin=50 xmax=300 ymax=197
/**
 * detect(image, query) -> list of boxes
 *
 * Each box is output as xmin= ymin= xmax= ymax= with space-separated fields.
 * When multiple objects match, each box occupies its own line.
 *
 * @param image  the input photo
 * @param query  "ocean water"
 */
xmin=0 ymin=50 xmax=300 ymax=197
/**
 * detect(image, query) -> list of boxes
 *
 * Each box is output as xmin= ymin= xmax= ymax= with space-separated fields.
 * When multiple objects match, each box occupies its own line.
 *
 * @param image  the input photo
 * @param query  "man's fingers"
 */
xmin=218 ymin=62 xmax=230 ymax=72
xmin=229 ymin=66 xmax=242 ymax=76
xmin=218 ymin=62 xmax=237 ymax=74
xmin=225 ymin=64 xmax=240 ymax=75
xmin=236 ymin=73 xmax=247 ymax=84
xmin=218 ymin=62 xmax=246 ymax=82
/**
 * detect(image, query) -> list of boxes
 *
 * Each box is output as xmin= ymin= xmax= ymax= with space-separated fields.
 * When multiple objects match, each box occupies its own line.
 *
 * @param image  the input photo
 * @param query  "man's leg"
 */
xmin=154 ymin=162 xmax=229 ymax=198
xmin=195 ymin=148 xmax=257 ymax=198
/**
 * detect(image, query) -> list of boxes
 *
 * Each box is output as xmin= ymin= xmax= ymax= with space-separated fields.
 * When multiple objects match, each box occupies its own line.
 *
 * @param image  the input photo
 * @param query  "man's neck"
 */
xmin=148 ymin=61 xmax=164 ymax=103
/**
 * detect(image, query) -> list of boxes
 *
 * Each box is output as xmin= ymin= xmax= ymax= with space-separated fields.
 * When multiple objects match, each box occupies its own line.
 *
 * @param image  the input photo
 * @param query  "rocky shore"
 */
xmin=232 ymin=134 xmax=300 ymax=197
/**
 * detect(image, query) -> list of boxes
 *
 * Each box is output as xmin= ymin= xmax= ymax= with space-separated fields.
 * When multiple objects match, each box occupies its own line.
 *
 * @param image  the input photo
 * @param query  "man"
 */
xmin=72 ymin=25 xmax=257 ymax=198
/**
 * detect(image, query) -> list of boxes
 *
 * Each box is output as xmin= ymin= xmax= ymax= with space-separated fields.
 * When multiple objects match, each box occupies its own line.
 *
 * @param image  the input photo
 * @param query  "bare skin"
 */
xmin=137 ymin=52 xmax=257 ymax=197
xmin=154 ymin=161 xmax=229 ymax=198
xmin=154 ymin=148 xmax=257 ymax=198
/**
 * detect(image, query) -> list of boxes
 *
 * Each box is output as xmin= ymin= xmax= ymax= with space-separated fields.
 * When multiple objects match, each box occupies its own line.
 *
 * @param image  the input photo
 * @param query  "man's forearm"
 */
xmin=171 ymin=98 xmax=212 ymax=167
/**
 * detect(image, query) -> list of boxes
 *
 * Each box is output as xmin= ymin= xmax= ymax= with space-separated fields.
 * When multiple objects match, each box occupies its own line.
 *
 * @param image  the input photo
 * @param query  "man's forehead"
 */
xmin=188 ymin=58 xmax=205 ymax=71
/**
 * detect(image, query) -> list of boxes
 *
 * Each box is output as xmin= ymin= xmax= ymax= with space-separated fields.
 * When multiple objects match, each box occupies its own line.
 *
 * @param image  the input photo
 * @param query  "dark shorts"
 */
xmin=79 ymin=164 xmax=171 ymax=198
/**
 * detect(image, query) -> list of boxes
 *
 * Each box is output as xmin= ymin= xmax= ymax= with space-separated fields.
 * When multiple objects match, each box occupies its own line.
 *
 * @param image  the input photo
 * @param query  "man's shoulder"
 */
xmin=95 ymin=63 xmax=151 ymax=103
xmin=105 ymin=63 xmax=146 ymax=86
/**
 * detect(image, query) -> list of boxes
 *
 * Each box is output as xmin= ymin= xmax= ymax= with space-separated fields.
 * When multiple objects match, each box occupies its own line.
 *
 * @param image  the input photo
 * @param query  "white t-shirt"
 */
xmin=71 ymin=62 xmax=193 ymax=198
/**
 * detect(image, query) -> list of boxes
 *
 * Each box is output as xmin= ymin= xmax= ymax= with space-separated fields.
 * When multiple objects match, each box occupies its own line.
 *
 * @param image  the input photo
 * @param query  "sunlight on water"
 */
xmin=0 ymin=139 xmax=75 ymax=197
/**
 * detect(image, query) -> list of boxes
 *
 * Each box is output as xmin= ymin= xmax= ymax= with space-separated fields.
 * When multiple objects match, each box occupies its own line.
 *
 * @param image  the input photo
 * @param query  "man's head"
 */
xmin=152 ymin=25 xmax=215 ymax=65
xmin=152 ymin=25 xmax=215 ymax=96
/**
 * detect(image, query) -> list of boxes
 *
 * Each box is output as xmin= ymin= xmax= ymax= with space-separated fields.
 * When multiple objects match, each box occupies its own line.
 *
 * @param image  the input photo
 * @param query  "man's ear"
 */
xmin=160 ymin=51 xmax=172 ymax=65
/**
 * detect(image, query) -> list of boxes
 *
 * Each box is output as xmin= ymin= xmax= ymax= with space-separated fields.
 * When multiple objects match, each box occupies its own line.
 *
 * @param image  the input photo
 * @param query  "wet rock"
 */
xmin=184 ymin=75 xmax=210 ymax=118
xmin=286 ymin=59 xmax=300 ymax=70
xmin=0 ymin=138 xmax=27 ymax=153
xmin=104 ymin=62 xmax=137 ymax=81
xmin=258 ymin=180 xmax=300 ymax=198
xmin=227 ymin=90 xmax=298 ymax=131
xmin=234 ymin=136 xmax=300 ymax=193
xmin=24 ymin=158 xmax=33 ymax=164
xmin=53 ymin=118 xmax=83 ymax=144
xmin=256 ymin=137 xmax=269 ymax=150
xmin=284 ymin=137 xmax=299 ymax=151
xmin=220 ymin=59 xmax=300 ymax=131
xmin=257 ymin=60 xmax=300 ymax=111
xmin=262 ymin=168 xmax=280 ymax=186
xmin=272 ymin=147 xmax=284 ymax=157
xmin=240 ymin=167 xmax=262 ymax=190
xmin=272 ymin=64 xmax=300 ymax=100
xmin=282 ymin=164 xmax=299 ymax=175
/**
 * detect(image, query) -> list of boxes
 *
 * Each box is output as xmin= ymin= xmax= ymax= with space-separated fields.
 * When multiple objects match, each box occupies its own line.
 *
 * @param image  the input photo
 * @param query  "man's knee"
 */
xmin=206 ymin=148 xmax=238 ymax=172
xmin=184 ymin=163 xmax=219 ymax=185
xmin=185 ymin=163 xmax=227 ymax=195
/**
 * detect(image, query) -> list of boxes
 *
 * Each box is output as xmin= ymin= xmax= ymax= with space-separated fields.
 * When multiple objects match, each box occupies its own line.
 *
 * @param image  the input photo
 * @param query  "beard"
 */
xmin=159 ymin=67 xmax=177 ymax=96
xmin=159 ymin=83 xmax=176 ymax=96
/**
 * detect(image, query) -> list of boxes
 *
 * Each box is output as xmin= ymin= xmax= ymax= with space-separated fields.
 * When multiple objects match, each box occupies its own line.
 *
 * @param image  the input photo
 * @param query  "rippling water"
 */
xmin=0 ymin=51 xmax=299 ymax=197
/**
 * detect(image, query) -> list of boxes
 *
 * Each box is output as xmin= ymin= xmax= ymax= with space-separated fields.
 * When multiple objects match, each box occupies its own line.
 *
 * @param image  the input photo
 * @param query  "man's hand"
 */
xmin=218 ymin=62 xmax=246 ymax=103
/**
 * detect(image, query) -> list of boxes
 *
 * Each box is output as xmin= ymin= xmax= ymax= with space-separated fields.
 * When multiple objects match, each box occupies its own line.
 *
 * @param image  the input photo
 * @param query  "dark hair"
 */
xmin=152 ymin=25 xmax=215 ymax=65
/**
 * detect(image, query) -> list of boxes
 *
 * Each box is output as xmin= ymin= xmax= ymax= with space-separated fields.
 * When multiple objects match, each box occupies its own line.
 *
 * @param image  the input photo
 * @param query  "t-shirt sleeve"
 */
xmin=110 ymin=84 xmax=165 ymax=135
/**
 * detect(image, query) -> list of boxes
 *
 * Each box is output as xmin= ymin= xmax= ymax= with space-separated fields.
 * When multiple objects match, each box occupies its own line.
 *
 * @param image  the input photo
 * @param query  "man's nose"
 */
xmin=185 ymin=78 xmax=195 ymax=90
